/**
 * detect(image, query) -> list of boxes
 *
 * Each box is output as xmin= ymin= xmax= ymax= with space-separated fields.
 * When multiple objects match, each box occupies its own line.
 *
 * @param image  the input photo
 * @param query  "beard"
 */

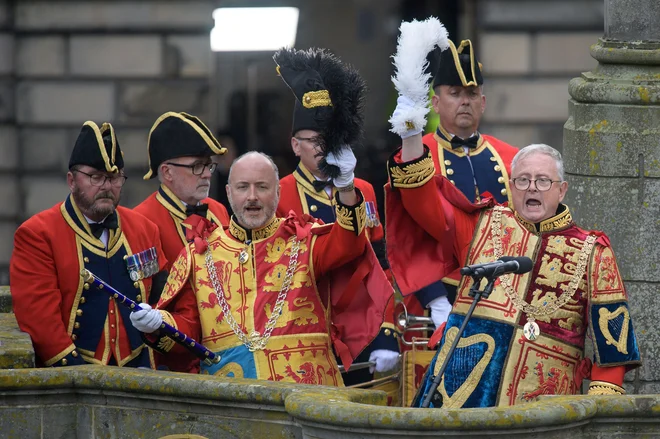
xmin=229 ymin=194 xmax=278 ymax=230
xmin=72 ymin=184 xmax=120 ymax=220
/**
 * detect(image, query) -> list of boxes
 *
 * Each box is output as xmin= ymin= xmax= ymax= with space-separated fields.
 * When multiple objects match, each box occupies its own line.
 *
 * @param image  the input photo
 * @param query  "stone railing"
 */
xmin=0 ymin=366 xmax=659 ymax=438
xmin=0 ymin=286 xmax=34 ymax=368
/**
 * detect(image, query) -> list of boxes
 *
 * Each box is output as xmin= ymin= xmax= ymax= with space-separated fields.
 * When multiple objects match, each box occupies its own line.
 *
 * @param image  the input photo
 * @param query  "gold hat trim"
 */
xmin=82 ymin=121 xmax=119 ymax=174
xmin=302 ymin=90 xmax=333 ymax=109
xmin=448 ymin=39 xmax=480 ymax=88
xmin=143 ymin=111 xmax=227 ymax=180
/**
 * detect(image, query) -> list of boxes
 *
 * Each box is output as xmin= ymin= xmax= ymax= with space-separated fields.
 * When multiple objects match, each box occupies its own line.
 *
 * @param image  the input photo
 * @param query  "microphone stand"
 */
xmin=420 ymin=271 xmax=499 ymax=408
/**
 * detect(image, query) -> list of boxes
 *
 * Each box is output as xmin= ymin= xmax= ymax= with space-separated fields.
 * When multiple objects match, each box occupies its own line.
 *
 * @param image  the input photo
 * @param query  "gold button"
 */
xmin=310 ymin=205 xmax=318 ymax=212
xmin=83 ymin=283 xmax=89 ymax=290
xmin=393 ymin=333 xmax=398 ymax=339
xmin=133 ymin=282 xmax=139 ymax=288
xmin=446 ymin=169 xmax=454 ymax=176
xmin=123 ymin=255 xmax=128 ymax=260
xmin=110 ymin=309 xmax=114 ymax=314
xmin=61 ymin=359 xmax=68 ymax=366
xmin=76 ymin=309 xmax=83 ymax=316
xmin=304 ymin=95 xmax=311 ymax=104
xmin=501 ymin=188 xmax=507 ymax=196
xmin=444 ymin=160 xmax=451 ymax=166
xmin=111 ymin=338 xmax=115 ymax=343
xmin=74 ymin=322 xmax=80 ymax=329
xmin=498 ymin=177 xmax=505 ymax=184
xmin=450 ymin=180 xmax=456 ymax=185
xmin=71 ymin=350 xmax=78 ymax=358
xmin=490 ymin=157 xmax=497 ymax=162
xmin=111 ymin=324 xmax=115 ymax=329
xmin=83 ymin=257 xmax=89 ymax=263
xmin=384 ymin=329 xmax=391 ymax=336
xmin=494 ymin=165 xmax=501 ymax=172
xmin=80 ymin=297 xmax=86 ymax=304
xmin=136 ymin=295 xmax=142 ymax=301
xmin=71 ymin=334 xmax=77 ymax=341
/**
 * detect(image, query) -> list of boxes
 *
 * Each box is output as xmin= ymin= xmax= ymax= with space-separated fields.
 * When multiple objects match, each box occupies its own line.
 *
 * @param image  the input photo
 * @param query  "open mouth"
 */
xmin=525 ymin=198 xmax=542 ymax=209
xmin=245 ymin=205 xmax=262 ymax=215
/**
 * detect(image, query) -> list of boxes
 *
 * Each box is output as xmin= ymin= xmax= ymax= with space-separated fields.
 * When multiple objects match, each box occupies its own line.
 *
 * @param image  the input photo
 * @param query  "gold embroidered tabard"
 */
xmin=191 ymin=218 xmax=342 ymax=385
xmin=447 ymin=206 xmax=596 ymax=407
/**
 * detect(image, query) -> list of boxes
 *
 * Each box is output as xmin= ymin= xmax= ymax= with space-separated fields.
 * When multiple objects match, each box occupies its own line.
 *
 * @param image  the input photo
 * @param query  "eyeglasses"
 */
xmin=74 ymin=170 xmax=127 ymax=187
xmin=295 ymin=136 xmax=321 ymax=146
xmin=512 ymin=177 xmax=561 ymax=192
xmin=166 ymin=162 xmax=217 ymax=175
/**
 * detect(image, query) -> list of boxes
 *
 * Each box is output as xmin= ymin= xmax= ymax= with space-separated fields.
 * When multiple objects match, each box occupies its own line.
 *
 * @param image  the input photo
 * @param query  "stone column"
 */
xmin=563 ymin=0 xmax=660 ymax=393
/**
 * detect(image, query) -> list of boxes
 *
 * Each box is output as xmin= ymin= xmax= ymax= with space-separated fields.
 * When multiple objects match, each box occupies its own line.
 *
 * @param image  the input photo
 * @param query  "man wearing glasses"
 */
xmin=10 ymin=121 xmax=167 ymax=369
xmin=386 ymin=139 xmax=640 ymax=407
xmin=134 ymin=111 xmax=230 ymax=372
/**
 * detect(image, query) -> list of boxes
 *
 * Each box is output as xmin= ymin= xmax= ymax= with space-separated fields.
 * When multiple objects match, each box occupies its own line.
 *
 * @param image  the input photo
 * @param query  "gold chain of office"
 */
xmin=204 ymin=237 xmax=301 ymax=352
xmin=491 ymin=206 xmax=596 ymax=320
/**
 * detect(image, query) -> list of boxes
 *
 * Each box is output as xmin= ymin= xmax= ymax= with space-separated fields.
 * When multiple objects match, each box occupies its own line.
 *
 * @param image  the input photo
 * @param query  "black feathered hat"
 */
xmin=143 ymin=112 xmax=227 ymax=180
xmin=273 ymin=47 xmax=366 ymax=178
xmin=433 ymin=39 xmax=483 ymax=88
xmin=69 ymin=121 xmax=123 ymax=172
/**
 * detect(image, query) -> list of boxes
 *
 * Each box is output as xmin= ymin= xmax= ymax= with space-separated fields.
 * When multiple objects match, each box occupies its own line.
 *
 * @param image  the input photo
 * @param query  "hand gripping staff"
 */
xmin=80 ymin=269 xmax=220 ymax=367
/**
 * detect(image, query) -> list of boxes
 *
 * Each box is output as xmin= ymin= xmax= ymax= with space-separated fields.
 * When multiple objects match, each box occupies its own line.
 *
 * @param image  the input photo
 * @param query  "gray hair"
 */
xmin=511 ymin=144 xmax=565 ymax=181
xmin=227 ymin=151 xmax=279 ymax=183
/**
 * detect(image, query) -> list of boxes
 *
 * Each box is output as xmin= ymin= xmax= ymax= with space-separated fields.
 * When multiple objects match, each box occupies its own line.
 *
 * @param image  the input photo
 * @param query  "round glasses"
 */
xmin=74 ymin=170 xmax=127 ymax=187
xmin=512 ymin=177 xmax=561 ymax=192
xmin=166 ymin=162 xmax=217 ymax=175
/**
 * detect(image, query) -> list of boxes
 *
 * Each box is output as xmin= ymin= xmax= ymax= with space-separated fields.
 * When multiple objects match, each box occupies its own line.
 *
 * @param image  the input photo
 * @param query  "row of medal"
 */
xmin=365 ymin=201 xmax=381 ymax=228
xmin=126 ymin=247 xmax=159 ymax=281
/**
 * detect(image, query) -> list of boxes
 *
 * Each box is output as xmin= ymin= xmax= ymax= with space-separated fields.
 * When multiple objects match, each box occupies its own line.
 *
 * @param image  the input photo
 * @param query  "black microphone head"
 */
xmin=500 ymin=256 xmax=534 ymax=274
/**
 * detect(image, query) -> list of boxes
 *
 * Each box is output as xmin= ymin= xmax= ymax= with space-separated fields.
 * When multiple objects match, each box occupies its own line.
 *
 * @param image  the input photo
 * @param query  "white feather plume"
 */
xmin=389 ymin=17 xmax=449 ymax=136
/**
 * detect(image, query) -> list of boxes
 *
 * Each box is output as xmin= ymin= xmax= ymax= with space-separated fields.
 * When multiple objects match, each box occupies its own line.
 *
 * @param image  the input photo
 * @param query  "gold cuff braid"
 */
xmin=388 ymin=152 xmax=435 ymax=189
xmin=588 ymin=380 xmax=626 ymax=395
xmin=334 ymin=189 xmax=366 ymax=236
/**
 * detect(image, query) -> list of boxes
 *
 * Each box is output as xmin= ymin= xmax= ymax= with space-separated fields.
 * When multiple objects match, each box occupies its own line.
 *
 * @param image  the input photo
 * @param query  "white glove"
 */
xmin=428 ymin=296 xmax=452 ymax=328
xmin=325 ymin=147 xmax=356 ymax=188
xmin=392 ymin=95 xmax=424 ymax=139
xmin=130 ymin=303 xmax=163 ymax=334
xmin=368 ymin=349 xmax=400 ymax=373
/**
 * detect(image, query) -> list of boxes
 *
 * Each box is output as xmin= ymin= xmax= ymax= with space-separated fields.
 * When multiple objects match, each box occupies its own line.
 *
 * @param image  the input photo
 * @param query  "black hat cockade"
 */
xmin=433 ymin=39 xmax=483 ymax=88
xmin=69 ymin=121 xmax=123 ymax=172
xmin=143 ymin=112 xmax=226 ymax=180
xmin=274 ymin=47 xmax=366 ymax=178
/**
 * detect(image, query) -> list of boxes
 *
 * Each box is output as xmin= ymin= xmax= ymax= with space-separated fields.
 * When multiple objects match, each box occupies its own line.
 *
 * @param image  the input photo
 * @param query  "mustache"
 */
xmin=95 ymin=191 xmax=116 ymax=201
xmin=244 ymin=202 xmax=262 ymax=209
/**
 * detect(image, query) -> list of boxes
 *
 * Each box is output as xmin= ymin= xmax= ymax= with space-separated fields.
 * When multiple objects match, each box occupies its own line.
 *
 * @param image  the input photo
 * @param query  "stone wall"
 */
xmin=474 ymin=0 xmax=604 ymax=152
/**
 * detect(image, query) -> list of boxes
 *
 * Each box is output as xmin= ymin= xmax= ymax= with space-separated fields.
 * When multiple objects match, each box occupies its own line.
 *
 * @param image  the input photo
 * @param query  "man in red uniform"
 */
xmin=395 ymin=39 xmax=519 ymax=334
xmin=134 ymin=111 xmax=230 ymax=372
xmin=10 ymin=121 xmax=167 ymax=368
xmin=386 ymin=128 xmax=641 ymax=406
xmin=130 ymin=150 xmax=392 ymax=385
xmin=275 ymin=47 xmax=398 ymax=384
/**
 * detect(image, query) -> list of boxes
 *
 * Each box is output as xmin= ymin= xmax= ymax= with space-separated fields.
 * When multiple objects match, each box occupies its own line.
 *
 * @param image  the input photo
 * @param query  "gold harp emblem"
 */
xmin=598 ymin=306 xmax=630 ymax=355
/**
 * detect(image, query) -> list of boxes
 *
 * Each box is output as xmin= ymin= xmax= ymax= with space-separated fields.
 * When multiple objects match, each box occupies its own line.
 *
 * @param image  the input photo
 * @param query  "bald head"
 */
xmin=226 ymin=151 xmax=280 ymax=230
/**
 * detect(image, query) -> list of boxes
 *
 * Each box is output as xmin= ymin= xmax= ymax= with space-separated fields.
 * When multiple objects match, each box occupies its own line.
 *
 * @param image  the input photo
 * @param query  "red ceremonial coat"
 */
xmin=10 ymin=195 xmax=166 ymax=368
xmin=134 ymin=184 xmax=229 ymax=372
xmin=134 ymin=184 xmax=230 ymax=271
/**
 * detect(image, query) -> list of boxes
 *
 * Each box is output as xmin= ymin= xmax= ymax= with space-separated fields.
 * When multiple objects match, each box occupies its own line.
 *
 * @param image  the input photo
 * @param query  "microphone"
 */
xmin=460 ymin=256 xmax=533 ymax=278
